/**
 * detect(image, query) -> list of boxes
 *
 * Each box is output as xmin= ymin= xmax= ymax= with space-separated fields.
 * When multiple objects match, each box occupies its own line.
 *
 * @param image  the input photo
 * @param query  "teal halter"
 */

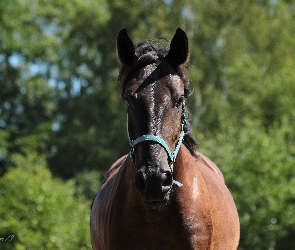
xmin=127 ymin=100 xmax=187 ymax=187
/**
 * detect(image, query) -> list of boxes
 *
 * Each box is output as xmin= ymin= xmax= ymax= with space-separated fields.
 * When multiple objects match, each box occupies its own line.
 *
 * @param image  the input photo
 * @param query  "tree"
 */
xmin=0 ymin=0 xmax=59 ymax=175
xmin=0 ymin=152 xmax=91 ymax=250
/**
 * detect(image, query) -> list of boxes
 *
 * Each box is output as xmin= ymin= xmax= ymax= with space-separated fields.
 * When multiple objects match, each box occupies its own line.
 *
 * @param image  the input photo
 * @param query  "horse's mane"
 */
xmin=117 ymin=39 xmax=199 ymax=155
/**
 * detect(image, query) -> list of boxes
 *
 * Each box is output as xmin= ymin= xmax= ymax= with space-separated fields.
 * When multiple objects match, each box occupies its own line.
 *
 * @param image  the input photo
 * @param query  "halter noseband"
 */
xmin=127 ymin=100 xmax=187 ymax=187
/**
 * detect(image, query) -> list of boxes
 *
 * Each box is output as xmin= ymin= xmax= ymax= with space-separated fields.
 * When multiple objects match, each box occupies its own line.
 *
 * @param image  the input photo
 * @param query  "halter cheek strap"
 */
xmin=127 ymin=100 xmax=187 ymax=187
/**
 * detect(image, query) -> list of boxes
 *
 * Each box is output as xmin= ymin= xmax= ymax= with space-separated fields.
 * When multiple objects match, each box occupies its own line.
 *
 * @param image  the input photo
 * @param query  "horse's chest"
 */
xmin=110 ymin=223 xmax=190 ymax=250
xmin=107 ymin=206 xmax=202 ymax=250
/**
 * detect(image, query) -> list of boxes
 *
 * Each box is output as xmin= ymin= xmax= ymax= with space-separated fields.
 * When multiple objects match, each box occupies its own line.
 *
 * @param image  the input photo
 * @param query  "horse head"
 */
xmin=117 ymin=28 xmax=197 ymax=205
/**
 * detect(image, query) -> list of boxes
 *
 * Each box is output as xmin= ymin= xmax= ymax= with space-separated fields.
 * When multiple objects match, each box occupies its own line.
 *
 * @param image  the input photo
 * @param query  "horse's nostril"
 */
xmin=135 ymin=172 xmax=146 ymax=191
xmin=162 ymin=171 xmax=172 ymax=187
xmin=135 ymin=169 xmax=172 ymax=199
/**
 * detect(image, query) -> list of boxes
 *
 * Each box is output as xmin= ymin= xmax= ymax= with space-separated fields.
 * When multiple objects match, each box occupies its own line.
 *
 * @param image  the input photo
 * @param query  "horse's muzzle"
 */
xmin=135 ymin=167 xmax=173 ymax=203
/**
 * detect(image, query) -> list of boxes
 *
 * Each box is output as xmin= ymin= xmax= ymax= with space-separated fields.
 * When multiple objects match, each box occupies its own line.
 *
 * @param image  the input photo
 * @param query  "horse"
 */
xmin=90 ymin=28 xmax=240 ymax=250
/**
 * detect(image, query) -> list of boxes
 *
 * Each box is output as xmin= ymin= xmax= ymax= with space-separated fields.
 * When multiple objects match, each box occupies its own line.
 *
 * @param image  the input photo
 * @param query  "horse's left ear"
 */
xmin=117 ymin=28 xmax=137 ymax=66
xmin=167 ymin=28 xmax=189 ymax=65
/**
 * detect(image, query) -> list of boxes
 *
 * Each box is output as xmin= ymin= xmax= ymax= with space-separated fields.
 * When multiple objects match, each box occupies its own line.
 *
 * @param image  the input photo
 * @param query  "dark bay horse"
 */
xmin=90 ymin=28 xmax=240 ymax=250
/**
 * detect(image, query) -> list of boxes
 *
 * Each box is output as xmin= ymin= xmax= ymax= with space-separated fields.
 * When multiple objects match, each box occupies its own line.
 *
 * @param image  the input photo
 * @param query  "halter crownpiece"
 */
xmin=127 ymin=100 xmax=187 ymax=187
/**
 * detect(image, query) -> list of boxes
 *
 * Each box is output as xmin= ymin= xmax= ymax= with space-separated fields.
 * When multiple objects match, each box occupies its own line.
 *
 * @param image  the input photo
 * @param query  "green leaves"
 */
xmin=0 ymin=153 xmax=91 ymax=250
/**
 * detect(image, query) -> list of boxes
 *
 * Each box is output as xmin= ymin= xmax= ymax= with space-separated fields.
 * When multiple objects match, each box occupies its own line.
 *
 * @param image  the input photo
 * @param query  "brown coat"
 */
xmin=90 ymin=145 xmax=240 ymax=250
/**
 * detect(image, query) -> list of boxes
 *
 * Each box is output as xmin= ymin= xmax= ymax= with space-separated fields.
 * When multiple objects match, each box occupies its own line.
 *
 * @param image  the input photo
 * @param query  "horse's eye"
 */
xmin=124 ymin=92 xmax=136 ymax=106
xmin=174 ymin=95 xmax=184 ymax=108
xmin=124 ymin=97 xmax=131 ymax=105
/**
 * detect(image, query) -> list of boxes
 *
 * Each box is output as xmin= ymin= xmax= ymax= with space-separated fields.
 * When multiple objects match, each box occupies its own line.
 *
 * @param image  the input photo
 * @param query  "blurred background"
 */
xmin=1 ymin=0 xmax=295 ymax=249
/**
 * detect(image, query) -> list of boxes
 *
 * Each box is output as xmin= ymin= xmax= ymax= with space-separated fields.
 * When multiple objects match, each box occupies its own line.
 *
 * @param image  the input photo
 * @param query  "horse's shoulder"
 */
xmin=100 ymin=155 xmax=128 ymax=188
xmin=91 ymin=155 xmax=128 ymax=210
xmin=192 ymin=151 xmax=240 ymax=248
xmin=193 ymin=151 xmax=225 ymax=182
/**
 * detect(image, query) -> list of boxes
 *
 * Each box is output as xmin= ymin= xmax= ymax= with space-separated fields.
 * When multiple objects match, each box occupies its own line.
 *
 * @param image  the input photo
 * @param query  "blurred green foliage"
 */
xmin=0 ymin=153 xmax=90 ymax=249
xmin=1 ymin=0 xmax=295 ymax=249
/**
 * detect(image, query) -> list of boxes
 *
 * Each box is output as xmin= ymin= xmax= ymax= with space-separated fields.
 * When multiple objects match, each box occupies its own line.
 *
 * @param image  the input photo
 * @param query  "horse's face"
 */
xmin=125 ymin=61 xmax=184 ymax=204
xmin=117 ymin=28 xmax=189 ymax=205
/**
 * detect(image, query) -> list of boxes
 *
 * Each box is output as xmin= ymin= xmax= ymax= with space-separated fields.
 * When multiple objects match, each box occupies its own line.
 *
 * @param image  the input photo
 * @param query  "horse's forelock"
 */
xmin=117 ymin=40 xmax=168 ymax=97
xmin=117 ymin=41 xmax=191 ymax=95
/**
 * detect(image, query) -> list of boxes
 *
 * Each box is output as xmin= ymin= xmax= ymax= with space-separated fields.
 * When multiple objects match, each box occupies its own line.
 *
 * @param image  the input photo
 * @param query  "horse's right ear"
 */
xmin=117 ymin=28 xmax=137 ymax=66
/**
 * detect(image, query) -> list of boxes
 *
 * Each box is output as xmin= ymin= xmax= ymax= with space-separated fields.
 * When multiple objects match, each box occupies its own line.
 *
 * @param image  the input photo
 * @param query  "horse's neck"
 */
xmin=115 ymin=147 xmax=205 ymax=218
xmin=113 ymin=147 xmax=214 ymax=248
xmin=116 ymin=146 xmax=202 ymax=211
